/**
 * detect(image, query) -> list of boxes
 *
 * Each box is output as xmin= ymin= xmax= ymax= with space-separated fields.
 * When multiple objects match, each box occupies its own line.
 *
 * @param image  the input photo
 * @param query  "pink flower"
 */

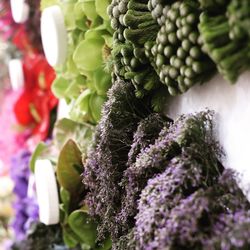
xmin=0 ymin=89 xmax=30 ymax=176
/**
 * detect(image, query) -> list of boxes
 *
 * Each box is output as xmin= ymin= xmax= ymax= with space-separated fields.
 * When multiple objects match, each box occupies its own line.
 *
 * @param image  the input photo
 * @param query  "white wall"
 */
xmin=166 ymin=71 xmax=250 ymax=199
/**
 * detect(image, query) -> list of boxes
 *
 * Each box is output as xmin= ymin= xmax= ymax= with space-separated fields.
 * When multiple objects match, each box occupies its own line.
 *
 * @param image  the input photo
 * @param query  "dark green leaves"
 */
xmin=68 ymin=210 xmax=97 ymax=248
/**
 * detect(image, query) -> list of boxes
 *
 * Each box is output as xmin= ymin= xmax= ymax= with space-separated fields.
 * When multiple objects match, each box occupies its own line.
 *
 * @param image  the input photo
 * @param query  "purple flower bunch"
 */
xmin=10 ymin=150 xmax=39 ymax=241
xmin=84 ymin=80 xmax=225 ymax=248
xmin=84 ymin=79 xmax=250 ymax=249
xmin=118 ymin=112 xmax=221 ymax=238
xmin=84 ymin=80 xmax=152 ymax=239
xmin=134 ymin=167 xmax=250 ymax=250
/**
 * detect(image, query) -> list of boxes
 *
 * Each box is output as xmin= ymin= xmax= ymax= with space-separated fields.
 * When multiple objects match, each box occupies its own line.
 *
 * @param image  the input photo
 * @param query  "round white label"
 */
xmin=10 ymin=0 xmax=29 ymax=23
xmin=35 ymin=159 xmax=60 ymax=225
xmin=41 ymin=6 xmax=68 ymax=67
xmin=8 ymin=59 xmax=24 ymax=91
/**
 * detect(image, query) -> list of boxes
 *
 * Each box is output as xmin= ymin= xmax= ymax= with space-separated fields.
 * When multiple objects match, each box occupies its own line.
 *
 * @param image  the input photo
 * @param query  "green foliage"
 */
xmin=53 ymin=118 xmax=94 ymax=155
xmin=68 ymin=210 xmax=97 ymax=247
xmin=73 ymin=37 xmax=104 ymax=72
xmin=49 ymin=0 xmax=113 ymax=124
xmin=95 ymin=0 xmax=110 ymax=20
xmin=30 ymin=142 xmax=48 ymax=172
xmin=40 ymin=0 xmax=59 ymax=11
xmin=52 ymin=75 xmax=86 ymax=100
xmin=109 ymin=0 xmax=161 ymax=99
xmin=56 ymin=139 xmax=83 ymax=196
xmin=199 ymin=11 xmax=250 ymax=83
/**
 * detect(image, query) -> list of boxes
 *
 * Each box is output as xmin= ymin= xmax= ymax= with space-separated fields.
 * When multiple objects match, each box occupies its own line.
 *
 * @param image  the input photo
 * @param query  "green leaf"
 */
xmin=74 ymin=2 xmax=85 ymax=20
xmin=103 ymin=20 xmax=114 ymax=35
xmin=81 ymin=243 xmax=92 ymax=250
xmin=91 ymin=15 xmax=103 ymax=28
xmin=63 ymin=224 xmax=81 ymax=248
xmin=60 ymin=187 xmax=71 ymax=215
xmin=73 ymin=38 xmax=104 ymax=71
xmin=61 ymin=1 xmax=77 ymax=30
xmin=89 ymin=93 xmax=106 ymax=122
xmin=95 ymin=0 xmax=110 ymax=20
xmin=102 ymin=34 xmax=113 ymax=48
xmin=66 ymin=55 xmax=79 ymax=75
xmin=53 ymin=117 xmax=94 ymax=154
xmin=93 ymin=67 xmax=111 ymax=96
xmin=65 ymin=75 xmax=86 ymax=99
xmin=84 ymin=29 xmax=106 ymax=40
xmin=56 ymin=139 xmax=83 ymax=195
xmin=69 ymin=89 xmax=94 ymax=123
xmin=40 ymin=0 xmax=59 ymax=11
xmin=75 ymin=16 xmax=89 ymax=31
xmin=79 ymin=0 xmax=97 ymax=21
xmin=52 ymin=76 xmax=69 ymax=99
xmin=68 ymin=210 xmax=97 ymax=248
xmin=29 ymin=142 xmax=47 ymax=172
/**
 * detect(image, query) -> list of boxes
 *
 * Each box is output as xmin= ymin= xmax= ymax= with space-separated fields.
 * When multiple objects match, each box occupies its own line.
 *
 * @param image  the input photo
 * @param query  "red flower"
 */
xmin=14 ymin=54 xmax=58 ymax=141
xmin=12 ymin=26 xmax=41 ymax=55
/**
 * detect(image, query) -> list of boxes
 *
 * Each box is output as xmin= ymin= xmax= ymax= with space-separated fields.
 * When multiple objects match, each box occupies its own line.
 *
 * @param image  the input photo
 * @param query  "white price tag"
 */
xmin=41 ymin=6 xmax=68 ymax=67
xmin=10 ymin=0 xmax=29 ymax=23
xmin=35 ymin=159 xmax=60 ymax=225
xmin=8 ymin=59 xmax=24 ymax=91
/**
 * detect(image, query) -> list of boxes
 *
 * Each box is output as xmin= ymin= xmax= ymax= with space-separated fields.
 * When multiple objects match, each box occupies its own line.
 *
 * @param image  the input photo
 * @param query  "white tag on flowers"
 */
xmin=166 ymin=72 xmax=250 ymax=201
xmin=8 ymin=59 xmax=24 ymax=91
xmin=57 ymin=99 xmax=71 ymax=120
xmin=10 ymin=0 xmax=29 ymax=23
xmin=41 ymin=6 xmax=68 ymax=67
xmin=35 ymin=159 xmax=59 ymax=225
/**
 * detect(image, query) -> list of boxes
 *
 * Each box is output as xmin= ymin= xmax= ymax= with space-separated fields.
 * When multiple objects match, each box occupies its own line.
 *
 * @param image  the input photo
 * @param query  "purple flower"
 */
xmin=135 ymin=151 xmax=220 ymax=250
xmin=83 ymin=80 xmax=151 ymax=240
xmin=119 ymin=111 xmax=221 ymax=238
xmin=206 ymin=210 xmax=250 ymax=250
xmin=10 ymin=150 xmax=39 ymax=240
xmin=134 ymin=167 xmax=250 ymax=250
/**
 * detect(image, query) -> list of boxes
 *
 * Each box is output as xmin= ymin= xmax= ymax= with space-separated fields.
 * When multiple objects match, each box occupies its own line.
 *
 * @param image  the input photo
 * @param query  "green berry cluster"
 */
xmin=109 ymin=0 xmax=160 ymax=97
xmin=150 ymin=1 xmax=215 ymax=95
